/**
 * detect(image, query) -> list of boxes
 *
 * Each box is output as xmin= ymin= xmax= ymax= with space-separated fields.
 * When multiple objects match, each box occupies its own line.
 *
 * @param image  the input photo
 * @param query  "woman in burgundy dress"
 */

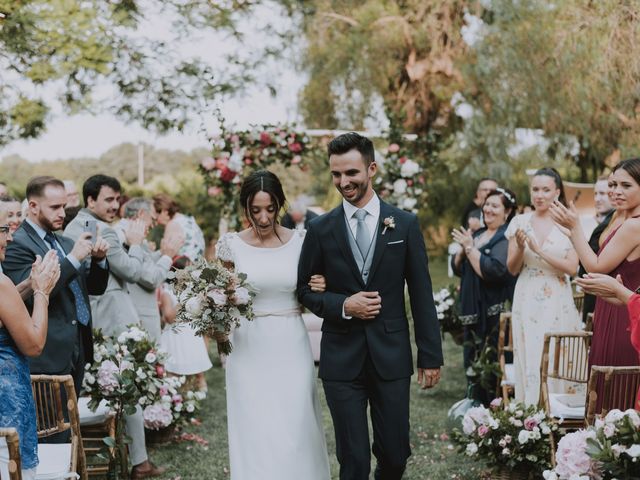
xmin=576 ymin=273 xmax=640 ymax=408
xmin=551 ymin=158 xmax=640 ymax=407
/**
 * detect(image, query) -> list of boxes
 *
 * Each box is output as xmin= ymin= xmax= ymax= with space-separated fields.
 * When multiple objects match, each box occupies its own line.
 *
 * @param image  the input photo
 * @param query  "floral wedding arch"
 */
xmin=199 ymin=123 xmax=426 ymax=236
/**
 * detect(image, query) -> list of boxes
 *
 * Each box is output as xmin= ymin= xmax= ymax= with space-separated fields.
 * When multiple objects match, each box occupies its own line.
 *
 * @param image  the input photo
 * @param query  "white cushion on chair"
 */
xmin=500 ymin=363 xmax=515 ymax=386
xmin=36 ymin=443 xmax=77 ymax=479
xmin=549 ymin=393 xmax=585 ymax=420
xmin=78 ymin=397 xmax=110 ymax=426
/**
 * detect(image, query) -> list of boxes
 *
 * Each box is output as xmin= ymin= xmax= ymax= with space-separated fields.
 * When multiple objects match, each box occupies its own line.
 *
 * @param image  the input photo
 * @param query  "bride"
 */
xmin=216 ymin=170 xmax=331 ymax=480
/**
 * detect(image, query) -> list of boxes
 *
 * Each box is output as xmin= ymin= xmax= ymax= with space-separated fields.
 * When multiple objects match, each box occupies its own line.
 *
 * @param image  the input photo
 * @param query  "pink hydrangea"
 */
xmin=554 ymin=430 xmax=599 ymax=478
xmin=143 ymin=403 xmax=173 ymax=430
xmin=97 ymin=360 xmax=120 ymax=394
xmin=490 ymin=398 xmax=503 ymax=409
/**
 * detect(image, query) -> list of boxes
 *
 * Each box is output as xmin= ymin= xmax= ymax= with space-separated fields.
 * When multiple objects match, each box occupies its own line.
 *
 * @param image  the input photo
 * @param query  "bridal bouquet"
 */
xmin=543 ymin=409 xmax=640 ymax=479
xmin=170 ymin=259 xmax=256 ymax=354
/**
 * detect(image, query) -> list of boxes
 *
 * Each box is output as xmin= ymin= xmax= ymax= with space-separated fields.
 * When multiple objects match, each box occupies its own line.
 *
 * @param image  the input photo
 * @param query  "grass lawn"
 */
xmin=148 ymin=256 xmax=486 ymax=479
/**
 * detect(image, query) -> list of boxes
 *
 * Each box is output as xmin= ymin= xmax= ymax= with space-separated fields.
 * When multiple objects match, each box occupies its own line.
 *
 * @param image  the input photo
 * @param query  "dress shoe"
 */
xmin=130 ymin=461 xmax=167 ymax=479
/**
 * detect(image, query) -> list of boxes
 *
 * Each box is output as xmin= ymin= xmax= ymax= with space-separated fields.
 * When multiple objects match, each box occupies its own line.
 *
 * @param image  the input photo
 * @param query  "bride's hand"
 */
xmin=308 ymin=274 xmax=326 ymax=293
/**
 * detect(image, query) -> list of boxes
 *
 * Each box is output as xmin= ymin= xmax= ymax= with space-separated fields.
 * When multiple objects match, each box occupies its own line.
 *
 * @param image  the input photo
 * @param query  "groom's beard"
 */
xmin=337 ymin=180 xmax=369 ymax=206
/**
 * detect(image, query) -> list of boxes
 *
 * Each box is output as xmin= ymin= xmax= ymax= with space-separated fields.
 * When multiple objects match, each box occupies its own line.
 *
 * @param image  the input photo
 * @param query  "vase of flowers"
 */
xmin=170 ymin=258 xmax=255 ymax=354
xmin=455 ymin=398 xmax=558 ymax=478
xmin=543 ymin=409 xmax=640 ymax=479
xmin=433 ymin=284 xmax=463 ymax=345
xmin=83 ymin=326 xmax=169 ymax=479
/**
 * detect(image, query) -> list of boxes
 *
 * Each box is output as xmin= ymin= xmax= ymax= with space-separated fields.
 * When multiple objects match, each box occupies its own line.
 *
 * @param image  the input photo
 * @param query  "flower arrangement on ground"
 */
xmin=200 ymin=122 xmax=312 ymax=232
xmin=143 ymin=375 xmax=206 ymax=431
xmin=375 ymin=142 xmax=425 ymax=213
xmin=543 ymin=409 xmax=640 ymax=479
xmin=83 ymin=326 xmax=169 ymax=478
xmin=454 ymin=398 xmax=558 ymax=477
xmin=170 ymin=258 xmax=255 ymax=354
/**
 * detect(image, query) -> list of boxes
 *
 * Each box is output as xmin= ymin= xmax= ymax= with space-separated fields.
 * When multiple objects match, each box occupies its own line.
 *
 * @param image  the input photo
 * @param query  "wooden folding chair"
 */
xmin=30 ymin=374 xmax=87 ymax=480
xmin=0 ymin=427 xmax=22 ymax=480
xmin=78 ymin=398 xmax=117 ymax=477
xmin=539 ymin=331 xmax=592 ymax=430
xmin=573 ymin=291 xmax=585 ymax=317
xmin=585 ymin=366 xmax=640 ymax=426
xmin=496 ymin=312 xmax=515 ymax=404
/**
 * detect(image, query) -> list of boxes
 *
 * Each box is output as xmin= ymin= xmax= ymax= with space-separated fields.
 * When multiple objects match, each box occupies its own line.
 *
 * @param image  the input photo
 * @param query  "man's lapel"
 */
xmin=330 ymin=206 xmax=366 ymax=288
xmin=366 ymin=201 xmax=392 ymax=287
xmin=21 ymin=221 xmax=51 ymax=256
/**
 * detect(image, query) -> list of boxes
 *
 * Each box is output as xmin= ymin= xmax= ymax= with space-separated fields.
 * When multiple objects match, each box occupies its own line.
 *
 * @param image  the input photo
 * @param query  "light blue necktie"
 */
xmin=44 ymin=232 xmax=91 ymax=326
xmin=353 ymin=209 xmax=370 ymax=259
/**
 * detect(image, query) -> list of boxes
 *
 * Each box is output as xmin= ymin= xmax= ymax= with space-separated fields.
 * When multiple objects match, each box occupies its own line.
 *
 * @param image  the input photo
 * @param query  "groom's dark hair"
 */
xmin=328 ymin=132 xmax=375 ymax=167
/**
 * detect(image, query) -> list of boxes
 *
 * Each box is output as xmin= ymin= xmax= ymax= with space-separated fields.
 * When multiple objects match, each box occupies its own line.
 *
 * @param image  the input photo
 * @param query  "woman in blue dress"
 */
xmin=0 ymin=212 xmax=60 ymax=480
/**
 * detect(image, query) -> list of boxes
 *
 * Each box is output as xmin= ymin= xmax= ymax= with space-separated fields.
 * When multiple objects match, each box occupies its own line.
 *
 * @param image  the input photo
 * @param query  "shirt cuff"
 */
xmin=96 ymin=259 xmax=108 ymax=269
xmin=342 ymin=300 xmax=352 ymax=320
xmin=66 ymin=254 xmax=81 ymax=270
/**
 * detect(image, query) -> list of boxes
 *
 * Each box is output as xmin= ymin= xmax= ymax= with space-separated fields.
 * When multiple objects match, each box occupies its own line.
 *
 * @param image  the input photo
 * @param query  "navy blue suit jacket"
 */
xmin=297 ymin=199 xmax=443 ymax=381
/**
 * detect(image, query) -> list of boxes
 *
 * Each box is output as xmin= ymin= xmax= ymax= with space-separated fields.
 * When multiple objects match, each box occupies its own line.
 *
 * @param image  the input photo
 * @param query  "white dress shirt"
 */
xmin=342 ymin=194 xmax=380 ymax=245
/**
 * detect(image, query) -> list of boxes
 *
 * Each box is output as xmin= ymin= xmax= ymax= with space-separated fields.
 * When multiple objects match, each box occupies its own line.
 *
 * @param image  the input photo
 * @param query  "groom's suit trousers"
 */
xmin=323 ymin=355 xmax=410 ymax=480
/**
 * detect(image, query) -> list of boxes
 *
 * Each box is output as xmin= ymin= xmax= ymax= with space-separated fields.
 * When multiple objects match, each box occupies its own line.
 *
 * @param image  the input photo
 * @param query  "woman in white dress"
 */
xmin=506 ymin=168 xmax=581 ymax=405
xmin=215 ymin=170 xmax=330 ymax=480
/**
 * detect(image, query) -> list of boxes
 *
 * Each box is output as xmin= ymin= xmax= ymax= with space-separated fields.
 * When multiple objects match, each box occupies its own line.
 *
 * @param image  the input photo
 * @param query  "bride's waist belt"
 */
xmin=253 ymin=307 xmax=302 ymax=318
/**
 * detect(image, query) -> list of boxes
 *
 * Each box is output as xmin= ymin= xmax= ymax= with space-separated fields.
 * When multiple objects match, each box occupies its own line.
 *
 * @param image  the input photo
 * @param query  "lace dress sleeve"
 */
xmin=215 ymin=233 xmax=235 ymax=263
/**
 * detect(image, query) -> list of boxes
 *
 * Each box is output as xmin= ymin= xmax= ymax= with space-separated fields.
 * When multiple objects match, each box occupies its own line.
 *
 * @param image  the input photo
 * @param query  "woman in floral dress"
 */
xmin=506 ymin=168 xmax=581 ymax=405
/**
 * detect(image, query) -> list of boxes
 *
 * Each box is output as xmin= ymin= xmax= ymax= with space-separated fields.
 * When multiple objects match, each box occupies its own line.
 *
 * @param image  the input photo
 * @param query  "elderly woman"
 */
xmin=452 ymin=188 xmax=518 ymax=405
xmin=0 ymin=211 xmax=59 ymax=480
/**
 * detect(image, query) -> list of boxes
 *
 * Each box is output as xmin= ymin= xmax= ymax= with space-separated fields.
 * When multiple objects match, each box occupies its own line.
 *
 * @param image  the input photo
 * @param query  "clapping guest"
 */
xmin=2 ymin=176 xmax=110 ymax=397
xmin=506 ymin=168 xmax=581 ymax=405
xmin=578 ymin=175 xmax=616 ymax=323
xmin=152 ymin=193 xmax=205 ymax=262
xmin=452 ymin=188 xmax=517 ymax=405
xmin=0 ymin=227 xmax=60 ymax=480
xmin=64 ymin=175 xmax=165 ymax=479
xmin=550 ymin=158 xmax=640 ymax=409
xmin=116 ymin=197 xmax=184 ymax=341
xmin=0 ymin=195 xmax=23 ymax=234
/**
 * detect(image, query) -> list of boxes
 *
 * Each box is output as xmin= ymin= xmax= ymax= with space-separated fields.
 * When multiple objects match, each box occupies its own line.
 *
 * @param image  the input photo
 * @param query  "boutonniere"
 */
xmin=382 ymin=216 xmax=396 ymax=235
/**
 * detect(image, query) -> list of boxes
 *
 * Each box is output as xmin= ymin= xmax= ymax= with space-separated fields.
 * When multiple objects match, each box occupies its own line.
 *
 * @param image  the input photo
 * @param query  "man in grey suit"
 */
xmin=115 ymin=197 xmax=184 ymax=342
xmin=64 ymin=175 xmax=165 ymax=479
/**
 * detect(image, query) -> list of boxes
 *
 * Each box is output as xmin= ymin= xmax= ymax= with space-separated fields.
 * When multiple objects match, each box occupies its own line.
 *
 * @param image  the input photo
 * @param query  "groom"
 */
xmin=297 ymin=132 xmax=443 ymax=480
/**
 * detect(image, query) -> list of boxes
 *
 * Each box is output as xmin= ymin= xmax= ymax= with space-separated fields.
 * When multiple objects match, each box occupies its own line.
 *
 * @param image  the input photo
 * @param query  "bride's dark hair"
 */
xmin=239 ymin=170 xmax=287 ymax=238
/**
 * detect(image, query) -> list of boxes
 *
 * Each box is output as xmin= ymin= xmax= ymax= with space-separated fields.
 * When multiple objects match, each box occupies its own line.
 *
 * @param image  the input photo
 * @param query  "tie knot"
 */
xmin=44 ymin=232 xmax=56 ymax=246
xmin=353 ymin=209 xmax=367 ymax=221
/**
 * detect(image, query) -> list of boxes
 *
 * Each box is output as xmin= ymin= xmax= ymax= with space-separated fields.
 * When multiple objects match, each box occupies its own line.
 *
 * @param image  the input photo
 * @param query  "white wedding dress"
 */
xmin=216 ymin=231 xmax=330 ymax=480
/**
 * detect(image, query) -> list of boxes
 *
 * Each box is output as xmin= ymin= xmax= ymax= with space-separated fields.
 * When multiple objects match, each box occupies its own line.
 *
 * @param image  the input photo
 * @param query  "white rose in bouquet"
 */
xmin=185 ymin=296 xmax=203 ymax=316
xmin=145 ymin=352 xmax=157 ymax=364
xmin=233 ymin=287 xmax=251 ymax=305
xmin=207 ymin=288 xmax=228 ymax=306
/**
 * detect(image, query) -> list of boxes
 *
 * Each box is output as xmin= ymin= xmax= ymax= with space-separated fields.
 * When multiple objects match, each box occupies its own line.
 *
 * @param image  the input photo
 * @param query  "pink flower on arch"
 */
xmin=260 ymin=132 xmax=272 ymax=146
xmin=388 ymin=143 xmax=400 ymax=153
xmin=291 ymin=155 xmax=302 ymax=165
xmin=208 ymin=186 xmax=222 ymax=197
xmin=399 ymin=156 xmax=407 ymax=164
xmin=288 ymin=142 xmax=303 ymax=153
xmin=215 ymin=157 xmax=229 ymax=170
xmin=201 ymin=157 xmax=216 ymax=171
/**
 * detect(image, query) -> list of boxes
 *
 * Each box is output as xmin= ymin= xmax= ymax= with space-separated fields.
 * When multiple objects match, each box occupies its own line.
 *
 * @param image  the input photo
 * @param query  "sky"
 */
xmin=1 ymin=3 xmax=302 ymax=163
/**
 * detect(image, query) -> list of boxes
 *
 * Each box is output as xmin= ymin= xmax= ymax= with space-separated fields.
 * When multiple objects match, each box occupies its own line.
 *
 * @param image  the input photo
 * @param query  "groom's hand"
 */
xmin=417 ymin=368 xmax=441 ymax=389
xmin=344 ymin=291 xmax=382 ymax=320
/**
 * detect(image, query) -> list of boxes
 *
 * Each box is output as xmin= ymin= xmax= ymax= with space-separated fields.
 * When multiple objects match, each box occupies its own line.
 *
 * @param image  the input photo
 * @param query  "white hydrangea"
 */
xmin=400 ymin=159 xmax=421 ymax=178
xmin=392 ymin=179 xmax=408 ymax=195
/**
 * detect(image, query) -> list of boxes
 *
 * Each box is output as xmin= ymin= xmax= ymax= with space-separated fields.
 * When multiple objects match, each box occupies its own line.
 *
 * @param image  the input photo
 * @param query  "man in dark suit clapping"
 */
xmin=3 ymin=176 xmax=109 ymax=395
